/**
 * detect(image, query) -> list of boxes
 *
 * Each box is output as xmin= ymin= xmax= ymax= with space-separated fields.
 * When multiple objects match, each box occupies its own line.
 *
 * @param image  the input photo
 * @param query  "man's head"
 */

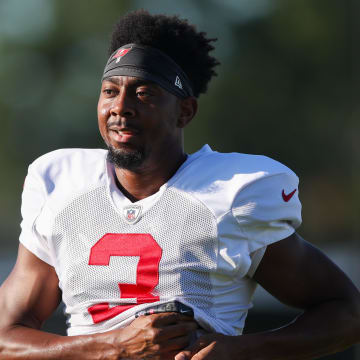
xmin=98 ymin=10 xmax=219 ymax=171
xmin=108 ymin=10 xmax=219 ymax=98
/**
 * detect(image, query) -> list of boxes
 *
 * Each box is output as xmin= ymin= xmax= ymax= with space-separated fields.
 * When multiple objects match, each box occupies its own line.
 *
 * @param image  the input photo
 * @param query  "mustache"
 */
xmin=106 ymin=121 xmax=141 ymax=133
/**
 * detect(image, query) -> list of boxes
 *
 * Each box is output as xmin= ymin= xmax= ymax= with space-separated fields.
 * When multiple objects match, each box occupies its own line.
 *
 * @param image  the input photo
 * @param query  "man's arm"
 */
xmin=0 ymin=244 xmax=197 ymax=360
xmin=176 ymin=233 xmax=360 ymax=360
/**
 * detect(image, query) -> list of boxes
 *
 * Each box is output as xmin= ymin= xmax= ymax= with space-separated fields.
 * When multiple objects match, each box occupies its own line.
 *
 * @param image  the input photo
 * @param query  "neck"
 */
xmin=114 ymin=150 xmax=187 ymax=202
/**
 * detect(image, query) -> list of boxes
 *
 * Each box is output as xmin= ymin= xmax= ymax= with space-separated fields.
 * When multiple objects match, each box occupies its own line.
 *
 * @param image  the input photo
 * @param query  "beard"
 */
xmin=106 ymin=145 xmax=145 ymax=171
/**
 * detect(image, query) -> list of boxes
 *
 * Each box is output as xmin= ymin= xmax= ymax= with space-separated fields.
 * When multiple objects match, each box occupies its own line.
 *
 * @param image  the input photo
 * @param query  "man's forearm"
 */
xmin=0 ymin=313 xmax=198 ymax=360
xmin=239 ymin=298 xmax=360 ymax=360
xmin=0 ymin=325 xmax=116 ymax=360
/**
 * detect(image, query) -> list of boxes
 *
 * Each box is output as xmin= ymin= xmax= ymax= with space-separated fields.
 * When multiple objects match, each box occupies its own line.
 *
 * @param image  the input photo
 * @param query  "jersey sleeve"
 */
xmin=232 ymin=171 xmax=302 ymax=255
xmin=19 ymin=163 xmax=53 ymax=266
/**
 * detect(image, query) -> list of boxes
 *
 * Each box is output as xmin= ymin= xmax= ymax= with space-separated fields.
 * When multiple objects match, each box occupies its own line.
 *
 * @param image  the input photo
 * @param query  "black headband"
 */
xmin=102 ymin=44 xmax=193 ymax=98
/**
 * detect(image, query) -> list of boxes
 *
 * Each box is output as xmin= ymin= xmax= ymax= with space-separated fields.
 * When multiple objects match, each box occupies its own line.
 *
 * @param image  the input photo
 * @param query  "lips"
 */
xmin=108 ymin=126 xmax=140 ymax=144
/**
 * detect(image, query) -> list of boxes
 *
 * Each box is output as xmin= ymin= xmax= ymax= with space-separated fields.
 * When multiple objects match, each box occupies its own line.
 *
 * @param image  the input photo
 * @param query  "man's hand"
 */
xmin=111 ymin=312 xmax=198 ymax=360
xmin=175 ymin=333 xmax=241 ymax=360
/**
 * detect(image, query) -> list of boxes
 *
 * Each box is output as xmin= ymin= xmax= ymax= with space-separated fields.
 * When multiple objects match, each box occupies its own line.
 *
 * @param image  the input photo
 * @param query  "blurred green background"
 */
xmin=0 ymin=0 xmax=359 ymax=359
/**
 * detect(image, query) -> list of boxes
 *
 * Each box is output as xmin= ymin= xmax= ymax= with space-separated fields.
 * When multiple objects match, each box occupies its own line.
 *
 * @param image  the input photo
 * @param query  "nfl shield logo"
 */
xmin=123 ymin=204 xmax=142 ymax=224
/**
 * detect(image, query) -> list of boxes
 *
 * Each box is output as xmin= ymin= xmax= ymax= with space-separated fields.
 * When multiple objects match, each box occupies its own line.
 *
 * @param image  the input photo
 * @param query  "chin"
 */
xmin=106 ymin=145 xmax=145 ymax=170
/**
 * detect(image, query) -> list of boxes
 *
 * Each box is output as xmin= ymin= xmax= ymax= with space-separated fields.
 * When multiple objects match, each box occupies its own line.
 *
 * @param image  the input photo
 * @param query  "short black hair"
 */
xmin=109 ymin=10 xmax=220 ymax=98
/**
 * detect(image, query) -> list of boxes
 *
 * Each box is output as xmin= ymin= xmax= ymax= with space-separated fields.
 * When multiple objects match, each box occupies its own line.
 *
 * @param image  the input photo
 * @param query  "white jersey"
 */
xmin=19 ymin=145 xmax=301 ymax=336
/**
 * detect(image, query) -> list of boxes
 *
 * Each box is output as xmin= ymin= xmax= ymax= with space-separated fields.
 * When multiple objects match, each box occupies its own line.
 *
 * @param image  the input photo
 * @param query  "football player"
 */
xmin=0 ymin=10 xmax=359 ymax=360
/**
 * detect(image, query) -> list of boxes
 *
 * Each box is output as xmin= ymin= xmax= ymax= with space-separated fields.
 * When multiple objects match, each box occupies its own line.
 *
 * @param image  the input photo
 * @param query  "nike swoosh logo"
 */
xmin=282 ymin=189 xmax=297 ymax=202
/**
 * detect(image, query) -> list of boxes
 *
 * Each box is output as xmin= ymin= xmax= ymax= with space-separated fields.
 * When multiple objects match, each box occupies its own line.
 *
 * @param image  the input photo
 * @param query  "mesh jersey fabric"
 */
xmin=19 ymin=145 xmax=302 ymax=336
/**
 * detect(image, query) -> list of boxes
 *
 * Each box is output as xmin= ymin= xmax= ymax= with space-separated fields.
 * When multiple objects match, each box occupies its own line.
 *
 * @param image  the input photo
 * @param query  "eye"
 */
xmin=136 ymin=90 xmax=150 ymax=98
xmin=102 ymin=88 xmax=117 ymax=97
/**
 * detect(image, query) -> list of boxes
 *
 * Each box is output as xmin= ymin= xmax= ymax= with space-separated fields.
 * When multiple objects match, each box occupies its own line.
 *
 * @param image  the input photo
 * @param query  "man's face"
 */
xmin=97 ymin=76 xmax=183 ymax=170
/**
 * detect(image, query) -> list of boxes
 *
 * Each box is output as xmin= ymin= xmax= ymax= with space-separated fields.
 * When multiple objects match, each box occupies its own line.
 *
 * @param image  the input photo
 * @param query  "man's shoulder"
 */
xmin=30 ymin=148 xmax=107 ymax=171
xmin=221 ymin=151 xmax=292 ymax=174
xmin=185 ymin=145 xmax=297 ymax=183
xmin=173 ymin=146 xmax=299 ymax=218
xmin=27 ymin=148 xmax=108 ymax=195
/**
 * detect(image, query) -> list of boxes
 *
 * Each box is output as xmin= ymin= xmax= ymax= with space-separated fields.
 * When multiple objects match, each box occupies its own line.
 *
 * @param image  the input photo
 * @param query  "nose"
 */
xmin=110 ymin=90 xmax=136 ymax=118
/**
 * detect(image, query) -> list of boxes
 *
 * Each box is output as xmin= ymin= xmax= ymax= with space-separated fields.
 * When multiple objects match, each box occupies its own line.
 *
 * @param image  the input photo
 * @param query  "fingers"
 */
xmin=147 ymin=312 xmax=196 ymax=326
xmin=140 ymin=319 xmax=198 ymax=344
xmin=175 ymin=334 xmax=235 ymax=360
xmin=131 ymin=312 xmax=198 ymax=335
xmin=125 ymin=312 xmax=199 ymax=359
xmin=158 ymin=331 xmax=195 ymax=352
xmin=175 ymin=350 xmax=191 ymax=360
xmin=162 ymin=321 xmax=198 ymax=340
xmin=175 ymin=337 xmax=204 ymax=360
xmin=140 ymin=322 xmax=198 ymax=359
xmin=130 ymin=312 xmax=198 ymax=342
xmin=174 ymin=334 xmax=217 ymax=360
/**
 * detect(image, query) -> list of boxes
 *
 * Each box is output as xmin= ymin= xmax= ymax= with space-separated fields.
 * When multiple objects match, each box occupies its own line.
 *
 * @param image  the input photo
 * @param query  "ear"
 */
xmin=177 ymin=97 xmax=198 ymax=128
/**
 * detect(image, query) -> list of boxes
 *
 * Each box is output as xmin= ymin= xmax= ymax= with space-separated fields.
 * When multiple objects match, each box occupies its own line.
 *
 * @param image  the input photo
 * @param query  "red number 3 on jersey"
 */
xmin=87 ymin=233 xmax=162 ymax=324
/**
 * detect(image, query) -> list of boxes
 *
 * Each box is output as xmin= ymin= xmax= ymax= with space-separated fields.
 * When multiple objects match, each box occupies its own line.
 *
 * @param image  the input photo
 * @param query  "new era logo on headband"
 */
xmin=113 ymin=48 xmax=131 ymax=63
xmin=175 ymin=76 xmax=183 ymax=89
